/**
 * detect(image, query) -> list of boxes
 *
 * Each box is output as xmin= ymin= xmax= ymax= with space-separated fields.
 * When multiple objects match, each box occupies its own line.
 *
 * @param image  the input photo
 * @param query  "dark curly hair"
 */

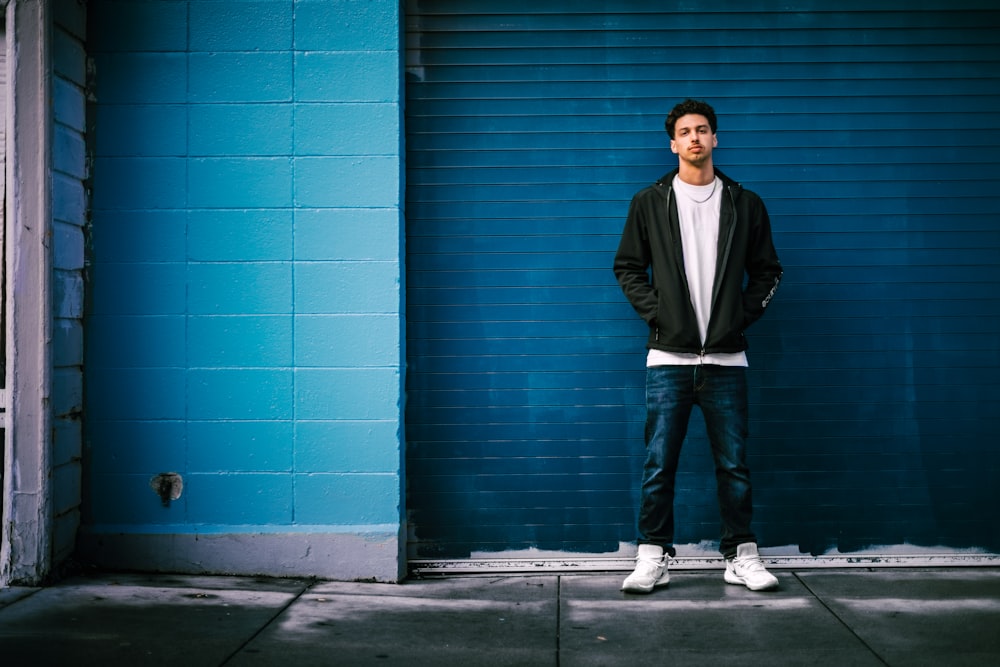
xmin=665 ymin=99 xmax=718 ymax=139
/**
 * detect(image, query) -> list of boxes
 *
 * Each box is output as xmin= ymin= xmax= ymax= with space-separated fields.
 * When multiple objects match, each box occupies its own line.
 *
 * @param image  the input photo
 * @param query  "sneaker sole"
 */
xmin=621 ymin=576 xmax=670 ymax=594
xmin=724 ymin=571 xmax=778 ymax=591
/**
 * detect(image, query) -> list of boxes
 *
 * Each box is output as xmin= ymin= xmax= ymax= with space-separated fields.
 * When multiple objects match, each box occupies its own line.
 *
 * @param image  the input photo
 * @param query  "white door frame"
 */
xmin=1 ymin=0 xmax=53 ymax=586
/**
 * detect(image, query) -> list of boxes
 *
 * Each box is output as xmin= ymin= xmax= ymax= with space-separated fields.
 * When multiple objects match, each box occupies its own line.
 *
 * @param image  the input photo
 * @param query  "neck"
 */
xmin=677 ymin=161 xmax=715 ymax=186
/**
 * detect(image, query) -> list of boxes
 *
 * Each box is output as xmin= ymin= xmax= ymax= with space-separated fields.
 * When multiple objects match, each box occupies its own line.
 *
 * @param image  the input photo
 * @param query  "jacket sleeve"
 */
xmin=613 ymin=195 xmax=659 ymax=325
xmin=741 ymin=195 xmax=783 ymax=328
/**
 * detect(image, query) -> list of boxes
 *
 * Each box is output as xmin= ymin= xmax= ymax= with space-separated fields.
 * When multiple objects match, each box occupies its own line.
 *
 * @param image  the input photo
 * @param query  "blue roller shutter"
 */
xmin=404 ymin=1 xmax=1000 ymax=561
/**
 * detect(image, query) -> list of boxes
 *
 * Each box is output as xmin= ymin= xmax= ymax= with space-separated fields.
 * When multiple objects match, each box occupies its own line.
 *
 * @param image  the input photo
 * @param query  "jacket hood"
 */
xmin=651 ymin=167 xmax=743 ymax=199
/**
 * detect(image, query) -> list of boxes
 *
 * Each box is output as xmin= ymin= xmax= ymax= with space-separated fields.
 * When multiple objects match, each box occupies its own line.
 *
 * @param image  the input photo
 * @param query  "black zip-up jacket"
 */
xmin=613 ymin=168 xmax=782 ymax=355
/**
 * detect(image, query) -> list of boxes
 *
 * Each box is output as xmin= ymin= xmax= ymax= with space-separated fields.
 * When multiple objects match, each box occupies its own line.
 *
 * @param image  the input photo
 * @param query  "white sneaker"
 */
xmin=724 ymin=543 xmax=779 ymax=591
xmin=622 ymin=544 xmax=670 ymax=593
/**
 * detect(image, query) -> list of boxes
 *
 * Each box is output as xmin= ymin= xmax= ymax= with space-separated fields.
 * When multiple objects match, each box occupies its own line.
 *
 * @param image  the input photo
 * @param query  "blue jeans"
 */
xmin=639 ymin=365 xmax=756 ymax=559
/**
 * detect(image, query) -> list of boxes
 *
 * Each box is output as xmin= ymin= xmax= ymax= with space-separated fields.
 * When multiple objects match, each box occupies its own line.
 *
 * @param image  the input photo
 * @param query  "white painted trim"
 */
xmin=76 ymin=530 xmax=406 ymax=583
xmin=1 ymin=0 xmax=53 ymax=587
xmin=0 ymin=15 xmax=6 ymax=433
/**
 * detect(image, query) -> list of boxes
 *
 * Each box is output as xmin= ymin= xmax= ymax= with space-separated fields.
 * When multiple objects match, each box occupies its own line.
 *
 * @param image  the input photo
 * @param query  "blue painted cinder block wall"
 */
xmin=80 ymin=0 xmax=406 ymax=581
xmin=53 ymin=0 xmax=89 ymax=568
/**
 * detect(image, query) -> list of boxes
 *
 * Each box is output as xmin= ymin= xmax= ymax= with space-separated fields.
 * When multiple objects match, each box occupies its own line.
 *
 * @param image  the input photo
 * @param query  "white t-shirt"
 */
xmin=646 ymin=175 xmax=748 ymax=368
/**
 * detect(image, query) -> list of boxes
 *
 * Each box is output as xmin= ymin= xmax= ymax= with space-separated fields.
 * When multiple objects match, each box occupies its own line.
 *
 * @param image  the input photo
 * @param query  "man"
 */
xmin=613 ymin=99 xmax=782 ymax=593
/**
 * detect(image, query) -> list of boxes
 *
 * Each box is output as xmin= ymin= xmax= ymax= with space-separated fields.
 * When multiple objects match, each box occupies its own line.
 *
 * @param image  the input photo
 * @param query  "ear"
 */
xmin=670 ymin=138 xmax=679 ymax=155
xmin=712 ymin=133 xmax=718 ymax=148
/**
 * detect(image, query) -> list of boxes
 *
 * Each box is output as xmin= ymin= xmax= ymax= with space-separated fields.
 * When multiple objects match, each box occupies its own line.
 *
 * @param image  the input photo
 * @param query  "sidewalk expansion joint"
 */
xmin=792 ymin=572 xmax=891 ymax=667
xmin=217 ymin=578 xmax=318 ymax=666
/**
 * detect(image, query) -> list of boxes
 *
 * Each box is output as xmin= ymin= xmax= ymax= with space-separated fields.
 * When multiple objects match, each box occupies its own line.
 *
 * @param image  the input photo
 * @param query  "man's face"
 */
xmin=670 ymin=114 xmax=717 ymax=166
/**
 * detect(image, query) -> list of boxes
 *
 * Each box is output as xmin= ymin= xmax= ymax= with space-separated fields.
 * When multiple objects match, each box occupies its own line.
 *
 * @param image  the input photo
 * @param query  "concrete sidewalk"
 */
xmin=1 ymin=568 xmax=998 ymax=666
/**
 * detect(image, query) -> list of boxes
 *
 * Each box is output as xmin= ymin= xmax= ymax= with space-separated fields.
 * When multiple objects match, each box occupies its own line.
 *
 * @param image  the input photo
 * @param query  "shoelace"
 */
xmin=635 ymin=555 xmax=669 ymax=572
xmin=734 ymin=555 xmax=766 ymax=572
